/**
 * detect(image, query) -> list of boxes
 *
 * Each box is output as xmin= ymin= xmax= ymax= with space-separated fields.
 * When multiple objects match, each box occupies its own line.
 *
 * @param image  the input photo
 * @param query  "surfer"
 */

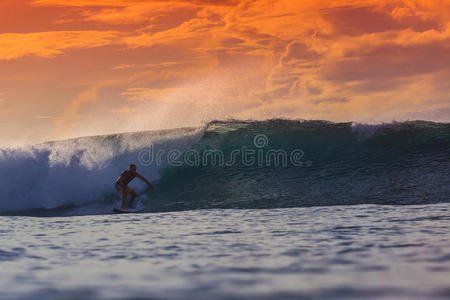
xmin=115 ymin=164 xmax=155 ymax=209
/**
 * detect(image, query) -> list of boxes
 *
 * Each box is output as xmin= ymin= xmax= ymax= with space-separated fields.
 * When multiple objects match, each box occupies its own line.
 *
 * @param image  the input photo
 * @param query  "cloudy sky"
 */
xmin=0 ymin=0 xmax=449 ymax=143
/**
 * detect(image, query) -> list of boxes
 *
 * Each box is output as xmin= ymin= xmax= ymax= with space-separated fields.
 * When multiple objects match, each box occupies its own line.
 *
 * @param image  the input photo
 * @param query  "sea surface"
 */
xmin=1 ymin=204 xmax=449 ymax=299
xmin=1 ymin=119 xmax=449 ymax=299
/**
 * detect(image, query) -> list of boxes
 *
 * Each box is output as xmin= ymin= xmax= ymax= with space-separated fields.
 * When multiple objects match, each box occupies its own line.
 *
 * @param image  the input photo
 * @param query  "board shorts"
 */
xmin=115 ymin=183 xmax=135 ymax=195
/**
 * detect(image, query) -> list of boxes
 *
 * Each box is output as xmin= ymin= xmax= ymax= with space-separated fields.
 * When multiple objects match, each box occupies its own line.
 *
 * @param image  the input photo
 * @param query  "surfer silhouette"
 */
xmin=115 ymin=164 xmax=155 ymax=209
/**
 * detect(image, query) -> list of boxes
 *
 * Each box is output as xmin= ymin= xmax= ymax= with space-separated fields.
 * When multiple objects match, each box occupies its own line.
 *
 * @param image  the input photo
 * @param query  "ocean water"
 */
xmin=1 ymin=119 xmax=449 ymax=299
xmin=1 ymin=204 xmax=449 ymax=299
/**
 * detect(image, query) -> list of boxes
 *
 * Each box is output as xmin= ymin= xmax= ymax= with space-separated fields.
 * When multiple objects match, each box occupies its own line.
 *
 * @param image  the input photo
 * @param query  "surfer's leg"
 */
xmin=121 ymin=189 xmax=128 ymax=209
xmin=128 ymin=188 xmax=137 ymax=208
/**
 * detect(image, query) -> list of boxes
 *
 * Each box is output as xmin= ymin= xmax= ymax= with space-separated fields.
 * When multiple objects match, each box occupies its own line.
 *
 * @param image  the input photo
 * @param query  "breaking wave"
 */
xmin=1 ymin=119 xmax=449 ymax=216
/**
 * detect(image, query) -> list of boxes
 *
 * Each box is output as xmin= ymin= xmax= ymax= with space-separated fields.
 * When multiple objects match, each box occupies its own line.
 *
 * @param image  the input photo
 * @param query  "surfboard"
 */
xmin=113 ymin=207 xmax=143 ymax=214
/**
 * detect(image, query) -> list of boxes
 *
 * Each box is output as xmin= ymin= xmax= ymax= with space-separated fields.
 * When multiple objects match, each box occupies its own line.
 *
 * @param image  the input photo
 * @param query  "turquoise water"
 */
xmin=1 ymin=204 xmax=449 ymax=299
xmin=1 ymin=120 xmax=449 ymax=215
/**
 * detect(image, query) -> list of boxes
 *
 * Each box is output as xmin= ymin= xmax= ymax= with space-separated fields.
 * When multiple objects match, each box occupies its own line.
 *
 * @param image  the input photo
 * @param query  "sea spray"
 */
xmin=0 ymin=127 xmax=204 ymax=213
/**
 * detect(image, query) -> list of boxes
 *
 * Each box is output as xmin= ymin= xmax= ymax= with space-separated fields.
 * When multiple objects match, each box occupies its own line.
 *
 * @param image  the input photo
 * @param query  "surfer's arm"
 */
xmin=136 ymin=173 xmax=155 ymax=190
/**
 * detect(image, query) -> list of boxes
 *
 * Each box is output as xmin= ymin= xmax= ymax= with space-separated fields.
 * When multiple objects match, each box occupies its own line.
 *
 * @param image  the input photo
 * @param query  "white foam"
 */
xmin=351 ymin=121 xmax=404 ymax=138
xmin=0 ymin=127 xmax=204 ymax=213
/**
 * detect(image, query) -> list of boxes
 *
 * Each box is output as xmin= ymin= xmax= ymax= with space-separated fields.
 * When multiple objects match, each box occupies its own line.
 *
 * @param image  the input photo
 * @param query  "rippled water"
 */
xmin=1 ymin=204 xmax=449 ymax=299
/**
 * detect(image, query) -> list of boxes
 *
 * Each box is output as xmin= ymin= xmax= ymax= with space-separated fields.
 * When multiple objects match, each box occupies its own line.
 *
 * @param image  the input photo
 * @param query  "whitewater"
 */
xmin=1 ymin=119 xmax=449 ymax=299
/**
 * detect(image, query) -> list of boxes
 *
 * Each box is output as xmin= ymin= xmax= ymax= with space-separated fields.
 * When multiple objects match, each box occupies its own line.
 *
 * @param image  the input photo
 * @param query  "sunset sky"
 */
xmin=0 ymin=0 xmax=449 ymax=143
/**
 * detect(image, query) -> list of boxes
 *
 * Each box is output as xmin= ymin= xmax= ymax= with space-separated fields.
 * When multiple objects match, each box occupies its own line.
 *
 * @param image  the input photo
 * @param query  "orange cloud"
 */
xmin=0 ymin=97 xmax=6 ymax=114
xmin=0 ymin=31 xmax=120 ymax=60
xmin=52 ymin=85 xmax=100 ymax=138
xmin=34 ymin=115 xmax=56 ymax=119
xmin=121 ymin=88 xmax=172 ymax=102
xmin=31 ymin=0 xmax=135 ymax=6
xmin=111 ymin=106 xmax=137 ymax=116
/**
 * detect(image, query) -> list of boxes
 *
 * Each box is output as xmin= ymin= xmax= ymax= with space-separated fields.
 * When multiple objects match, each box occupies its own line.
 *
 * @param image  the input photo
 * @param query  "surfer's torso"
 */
xmin=115 ymin=170 xmax=137 ymax=186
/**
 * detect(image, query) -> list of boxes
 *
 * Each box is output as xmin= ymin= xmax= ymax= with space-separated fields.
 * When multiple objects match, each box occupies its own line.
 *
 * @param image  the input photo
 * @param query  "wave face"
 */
xmin=1 ymin=120 xmax=449 ymax=215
